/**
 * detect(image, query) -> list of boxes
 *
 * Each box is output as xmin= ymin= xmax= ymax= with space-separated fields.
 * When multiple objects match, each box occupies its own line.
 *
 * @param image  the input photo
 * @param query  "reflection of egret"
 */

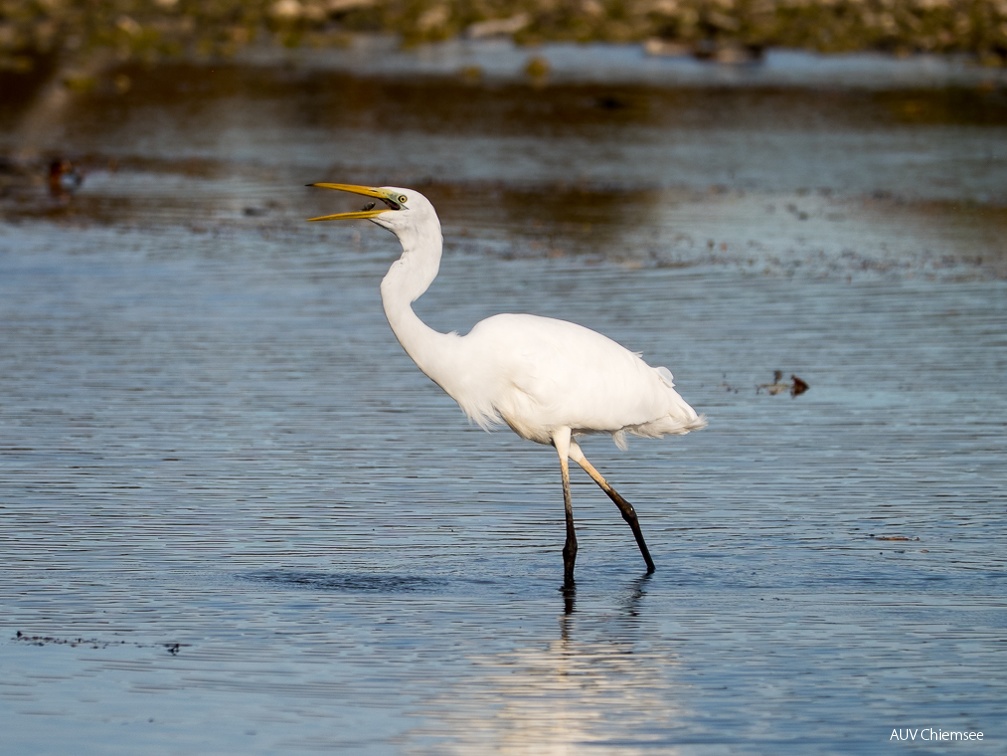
xmin=308 ymin=183 xmax=705 ymax=585
xmin=410 ymin=577 xmax=684 ymax=753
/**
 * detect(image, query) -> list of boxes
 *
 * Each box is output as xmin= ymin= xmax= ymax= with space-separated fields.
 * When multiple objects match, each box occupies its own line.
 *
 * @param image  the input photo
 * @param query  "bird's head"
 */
xmin=307 ymin=183 xmax=437 ymax=239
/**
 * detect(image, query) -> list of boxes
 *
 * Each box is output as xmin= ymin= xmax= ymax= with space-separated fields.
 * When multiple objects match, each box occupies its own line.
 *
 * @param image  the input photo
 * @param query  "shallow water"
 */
xmin=1 ymin=49 xmax=1006 ymax=754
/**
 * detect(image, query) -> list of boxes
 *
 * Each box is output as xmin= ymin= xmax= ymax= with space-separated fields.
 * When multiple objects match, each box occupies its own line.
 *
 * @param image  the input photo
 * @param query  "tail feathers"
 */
xmin=612 ymin=410 xmax=707 ymax=450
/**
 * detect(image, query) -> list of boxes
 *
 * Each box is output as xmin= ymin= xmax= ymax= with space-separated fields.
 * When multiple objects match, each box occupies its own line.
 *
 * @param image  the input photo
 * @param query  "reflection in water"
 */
xmin=408 ymin=577 xmax=689 ymax=754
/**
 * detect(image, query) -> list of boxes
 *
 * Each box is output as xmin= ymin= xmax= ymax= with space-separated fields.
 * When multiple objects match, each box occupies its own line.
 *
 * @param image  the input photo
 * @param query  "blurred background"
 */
xmin=3 ymin=0 xmax=1007 ymax=67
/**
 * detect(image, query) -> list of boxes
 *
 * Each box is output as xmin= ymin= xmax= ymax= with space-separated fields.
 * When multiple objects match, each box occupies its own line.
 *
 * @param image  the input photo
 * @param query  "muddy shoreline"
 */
xmin=3 ymin=0 xmax=1007 ymax=70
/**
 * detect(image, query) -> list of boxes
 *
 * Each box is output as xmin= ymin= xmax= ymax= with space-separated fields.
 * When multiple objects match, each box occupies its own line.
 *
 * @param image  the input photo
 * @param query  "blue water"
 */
xmin=1 ymin=49 xmax=1005 ymax=754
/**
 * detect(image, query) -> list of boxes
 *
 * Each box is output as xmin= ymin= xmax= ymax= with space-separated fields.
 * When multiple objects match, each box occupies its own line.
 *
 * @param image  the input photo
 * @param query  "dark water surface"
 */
xmin=1 ymin=47 xmax=1005 ymax=754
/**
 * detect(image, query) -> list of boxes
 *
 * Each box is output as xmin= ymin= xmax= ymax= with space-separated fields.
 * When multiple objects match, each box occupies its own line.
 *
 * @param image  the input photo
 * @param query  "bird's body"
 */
xmin=417 ymin=311 xmax=702 ymax=448
xmin=309 ymin=183 xmax=705 ymax=586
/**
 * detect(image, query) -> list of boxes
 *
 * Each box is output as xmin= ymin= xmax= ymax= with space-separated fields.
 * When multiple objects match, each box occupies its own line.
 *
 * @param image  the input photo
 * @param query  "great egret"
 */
xmin=308 ymin=183 xmax=706 ymax=586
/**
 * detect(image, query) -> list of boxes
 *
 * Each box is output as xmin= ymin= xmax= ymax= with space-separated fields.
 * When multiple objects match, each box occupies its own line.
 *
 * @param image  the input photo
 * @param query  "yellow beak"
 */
xmin=306 ymin=183 xmax=393 ymax=221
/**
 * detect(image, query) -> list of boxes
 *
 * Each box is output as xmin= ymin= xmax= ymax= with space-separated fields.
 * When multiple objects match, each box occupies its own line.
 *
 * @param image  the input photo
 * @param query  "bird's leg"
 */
xmin=569 ymin=443 xmax=656 ymax=574
xmin=552 ymin=429 xmax=577 ymax=588
xmin=560 ymin=455 xmax=577 ymax=588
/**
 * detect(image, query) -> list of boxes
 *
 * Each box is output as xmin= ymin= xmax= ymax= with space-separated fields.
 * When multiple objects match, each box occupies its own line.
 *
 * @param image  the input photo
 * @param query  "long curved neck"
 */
xmin=378 ymin=220 xmax=457 ymax=384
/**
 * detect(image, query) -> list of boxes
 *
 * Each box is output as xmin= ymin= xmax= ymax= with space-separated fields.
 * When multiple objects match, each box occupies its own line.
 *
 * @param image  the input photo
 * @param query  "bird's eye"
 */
xmin=398 ymin=194 xmax=408 ymax=204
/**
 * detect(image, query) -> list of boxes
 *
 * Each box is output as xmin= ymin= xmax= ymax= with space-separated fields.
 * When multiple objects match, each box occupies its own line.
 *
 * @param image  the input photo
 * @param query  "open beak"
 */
xmin=307 ymin=183 xmax=393 ymax=221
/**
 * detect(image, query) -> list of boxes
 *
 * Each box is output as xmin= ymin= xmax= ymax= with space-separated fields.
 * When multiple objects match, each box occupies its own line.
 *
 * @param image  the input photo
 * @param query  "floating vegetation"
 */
xmin=14 ymin=630 xmax=186 ymax=655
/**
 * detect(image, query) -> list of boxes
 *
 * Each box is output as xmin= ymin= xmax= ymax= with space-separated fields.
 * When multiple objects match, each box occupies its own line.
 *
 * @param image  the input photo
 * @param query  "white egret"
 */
xmin=308 ymin=183 xmax=706 ymax=586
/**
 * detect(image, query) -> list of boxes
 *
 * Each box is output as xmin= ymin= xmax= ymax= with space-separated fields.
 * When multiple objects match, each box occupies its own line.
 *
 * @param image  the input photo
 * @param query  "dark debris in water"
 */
xmin=14 ymin=630 xmax=187 ymax=655
xmin=246 ymin=569 xmax=445 ymax=594
xmin=757 ymin=371 xmax=809 ymax=397
xmin=721 ymin=371 xmax=810 ymax=397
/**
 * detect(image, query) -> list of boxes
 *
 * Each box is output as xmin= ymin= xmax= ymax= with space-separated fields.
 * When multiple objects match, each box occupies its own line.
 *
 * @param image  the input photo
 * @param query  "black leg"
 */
xmin=571 ymin=446 xmax=656 ymax=573
xmin=560 ymin=452 xmax=577 ymax=588
xmin=552 ymin=429 xmax=577 ymax=588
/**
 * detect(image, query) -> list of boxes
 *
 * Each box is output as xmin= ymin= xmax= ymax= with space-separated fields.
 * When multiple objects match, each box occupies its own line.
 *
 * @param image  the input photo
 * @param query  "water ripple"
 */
xmin=243 ymin=569 xmax=451 ymax=594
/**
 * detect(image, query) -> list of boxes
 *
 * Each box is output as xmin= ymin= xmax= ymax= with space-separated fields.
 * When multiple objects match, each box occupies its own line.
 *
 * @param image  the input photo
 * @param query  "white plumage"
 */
xmin=445 ymin=312 xmax=703 ymax=448
xmin=309 ymin=183 xmax=705 ymax=586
